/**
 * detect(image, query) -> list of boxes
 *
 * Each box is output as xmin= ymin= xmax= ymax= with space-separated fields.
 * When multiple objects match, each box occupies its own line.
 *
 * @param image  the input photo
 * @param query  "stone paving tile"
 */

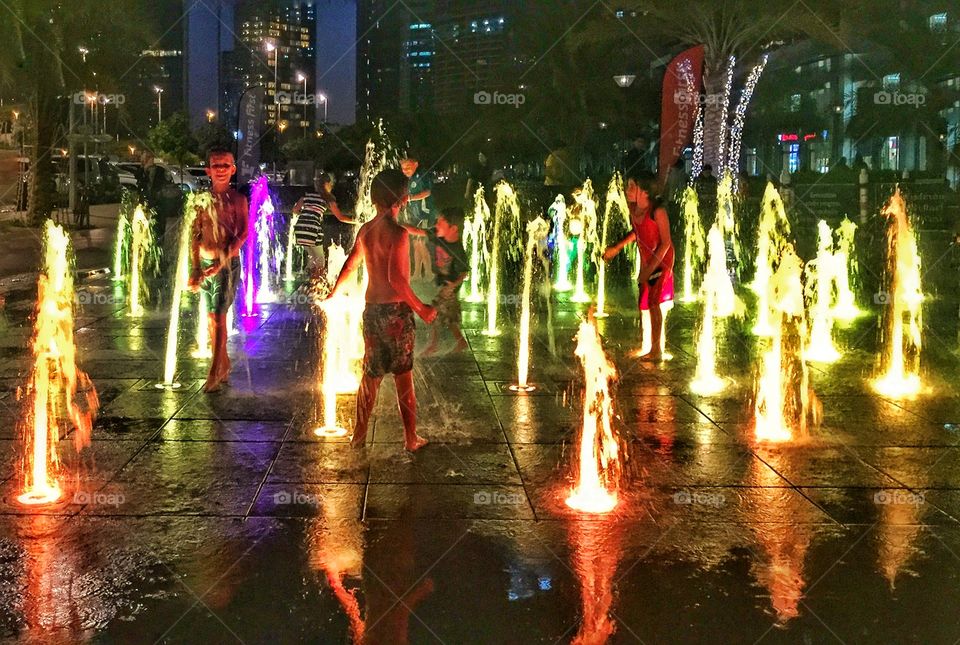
xmin=364 ymin=483 xmax=535 ymax=519
xmin=855 ymin=446 xmax=960 ymax=489
xmin=112 ymin=440 xmax=279 ymax=485
xmin=266 ymin=442 xmax=368 ymax=484
xmin=755 ymin=445 xmax=904 ymax=488
xmin=797 ymin=487 xmax=957 ymax=525
xmin=158 ymin=419 xmax=288 ymax=442
xmin=367 ymin=443 xmax=522 ymax=486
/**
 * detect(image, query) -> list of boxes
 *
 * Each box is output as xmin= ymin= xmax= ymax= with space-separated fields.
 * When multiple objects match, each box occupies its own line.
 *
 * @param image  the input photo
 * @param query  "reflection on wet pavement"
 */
xmin=2 ymin=283 xmax=960 ymax=643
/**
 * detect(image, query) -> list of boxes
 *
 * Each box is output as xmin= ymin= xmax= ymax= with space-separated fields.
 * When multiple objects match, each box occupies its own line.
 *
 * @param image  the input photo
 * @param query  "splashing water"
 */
xmin=512 ymin=217 xmax=550 ymax=392
xmin=551 ymin=195 xmax=573 ymax=292
xmin=285 ymin=211 xmax=299 ymax=283
xmin=127 ymin=205 xmax=160 ymax=317
xmin=832 ymin=218 xmax=860 ymax=321
xmin=805 ymin=220 xmax=841 ymax=363
xmin=326 ymin=243 xmax=363 ymax=393
xmin=354 ymin=119 xmax=397 ymax=224
xmin=315 ymin=298 xmax=349 ymax=438
xmin=566 ymin=321 xmax=621 ymax=514
xmin=691 ymin=225 xmax=741 ymax=395
xmin=191 ymin=296 xmax=212 ymax=359
xmin=571 ymin=181 xmax=600 ymax=304
xmin=249 ymin=177 xmax=280 ymax=305
xmin=680 ymin=187 xmax=706 ymax=303
xmin=596 ymin=173 xmax=630 ymax=317
xmin=159 ymin=192 xmax=210 ymax=387
xmin=872 ymin=188 xmax=923 ymax=397
xmin=485 ymin=182 xmax=522 ymax=336
xmin=716 ymin=173 xmax=741 ymax=273
xmin=112 ymin=208 xmax=130 ymax=281
xmin=464 ymin=187 xmax=489 ymax=303
xmin=755 ymin=243 xmax=820 ymax=443
xmin=18 ymin=221 xmax=99 ymax=505
xmin=751 ymin=183 xmax=791 ymax=336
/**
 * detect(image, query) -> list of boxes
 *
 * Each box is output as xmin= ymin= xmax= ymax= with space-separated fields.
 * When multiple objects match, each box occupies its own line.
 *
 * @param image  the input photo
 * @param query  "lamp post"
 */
xmin=319 ymin=93 xmax=328 ymax=123
xmin=265 ymin=40 xmax=279 ymax=125
xmin=297 ymin=72 xmax=307 ymax=138
xmin=154 ymin=86 xmax=164 ymax=124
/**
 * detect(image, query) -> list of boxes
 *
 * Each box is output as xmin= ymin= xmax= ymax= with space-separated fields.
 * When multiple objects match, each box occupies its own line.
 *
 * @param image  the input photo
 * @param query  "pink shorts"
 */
xmin=638 ymin=270 xmax=674 ymax=311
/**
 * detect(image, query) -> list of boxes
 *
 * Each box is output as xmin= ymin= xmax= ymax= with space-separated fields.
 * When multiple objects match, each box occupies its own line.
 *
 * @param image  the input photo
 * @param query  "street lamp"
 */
xmin=206 ymin=109 xmax=216 ymax=123
xmin=11 ymin=110 xmax=18 ymax=121
xmin=128 ymin=145 xmax=137 ymax=157
xmin=154 ymin=86 xmax=164 ymax=123
xmin=78 ymin=46 xmax=88 ymax=63
xmin=318 ymin=93 xmax=328 ymax=123
xmin=613 ymin=74 xmax=636 ymax=88
xmin=278 ymin=120 xmax=288 ymax=135
xmin=297 ymin=72 xmax=307 ymax=137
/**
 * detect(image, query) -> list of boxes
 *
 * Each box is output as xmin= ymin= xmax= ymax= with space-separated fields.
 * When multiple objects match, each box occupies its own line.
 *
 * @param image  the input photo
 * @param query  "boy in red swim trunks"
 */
xmin=327 ymin=169 xmax=437 ymax=451
xmin=603 ymin=172 xmax=674 ymax=361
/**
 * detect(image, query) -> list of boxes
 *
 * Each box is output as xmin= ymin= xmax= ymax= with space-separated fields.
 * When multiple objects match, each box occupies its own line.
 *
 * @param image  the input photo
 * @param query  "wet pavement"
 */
xmin=2 ymin=271 xmax=960 ymax=643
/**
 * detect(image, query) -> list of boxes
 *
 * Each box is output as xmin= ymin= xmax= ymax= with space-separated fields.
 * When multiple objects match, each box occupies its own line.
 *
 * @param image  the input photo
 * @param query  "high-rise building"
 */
xmin=356 ymin=0 xmax=521 ymax=118
xmin=222 ymin=0 xmax=317 ymax=131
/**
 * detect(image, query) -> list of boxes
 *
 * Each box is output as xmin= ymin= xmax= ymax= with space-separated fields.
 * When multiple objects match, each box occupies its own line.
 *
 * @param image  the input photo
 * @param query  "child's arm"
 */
xmin=400 ymin=223 xmax=428 ymax=237
xmin=603 ymin=231 xmax=635 ymax=262
xmin=389 ymin=231 xmax=436 ymax=322
xmin=327 ymin=200 xmax=355 ymax=224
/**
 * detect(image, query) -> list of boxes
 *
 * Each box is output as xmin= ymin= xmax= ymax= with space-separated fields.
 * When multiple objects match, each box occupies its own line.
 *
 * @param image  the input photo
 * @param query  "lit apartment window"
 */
xmin=790 ymin=93 xmax=801 ymax=112
xmin=883 ymin=73 xmax=900 ymax=90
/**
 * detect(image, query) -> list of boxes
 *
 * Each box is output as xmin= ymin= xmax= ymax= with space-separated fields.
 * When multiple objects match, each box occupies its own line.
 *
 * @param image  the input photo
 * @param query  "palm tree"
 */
xmin=0 ymin=1 xmax=149 ymax=222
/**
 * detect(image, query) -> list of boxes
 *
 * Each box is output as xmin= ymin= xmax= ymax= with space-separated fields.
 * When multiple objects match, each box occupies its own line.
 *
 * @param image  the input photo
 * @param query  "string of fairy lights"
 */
xmin=728 ymin=54 xmax=770 ymax=189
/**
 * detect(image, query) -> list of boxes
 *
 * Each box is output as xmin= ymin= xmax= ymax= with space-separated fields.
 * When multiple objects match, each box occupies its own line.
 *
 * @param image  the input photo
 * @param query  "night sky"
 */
xmin=186 ymin=0 xmax=357 ymax=129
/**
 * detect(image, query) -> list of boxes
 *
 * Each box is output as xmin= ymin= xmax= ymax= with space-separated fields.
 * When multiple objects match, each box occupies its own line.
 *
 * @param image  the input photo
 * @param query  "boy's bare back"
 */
xmin=358 ymin=215 xmax=411 ymax=304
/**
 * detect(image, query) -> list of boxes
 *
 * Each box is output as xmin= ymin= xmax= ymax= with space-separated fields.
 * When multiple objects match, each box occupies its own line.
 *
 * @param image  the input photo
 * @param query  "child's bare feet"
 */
xmin=404 ymin=436 xmax=429 ymax=452
xmin=637 ymin=351 xmax=663 ymax=362
xmin=202 ymin=378 xmax=222 ymax=393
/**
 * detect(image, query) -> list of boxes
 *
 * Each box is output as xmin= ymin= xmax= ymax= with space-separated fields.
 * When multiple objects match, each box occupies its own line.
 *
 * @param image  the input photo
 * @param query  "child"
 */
xmin=187 ymin=147 xmax=249 ymax=392
xmin=603 ymin=172 xmax=674 ymax=361
xmin=326 ymin=169 xmax=437 ymax=451
xmin=400 ymin=157 xmax=435 ymax=282
xmin=404 ymin=207 xmax=470 ymax=355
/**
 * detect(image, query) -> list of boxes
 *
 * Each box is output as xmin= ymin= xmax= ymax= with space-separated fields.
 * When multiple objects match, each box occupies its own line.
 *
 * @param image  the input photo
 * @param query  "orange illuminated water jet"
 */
xmin=566 ymin=321 xmax=621 ymax=514
xmin=872 ymin=188 xmax=923 ymax=397
xmin=18 ymin=222 xmax=99 ymax=505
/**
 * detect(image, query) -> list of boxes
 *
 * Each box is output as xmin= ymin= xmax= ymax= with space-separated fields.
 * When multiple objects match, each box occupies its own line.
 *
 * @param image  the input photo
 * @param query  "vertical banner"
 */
xmin=236 ymin=86 xmax=265 ymax=185
xmin=658 ymin=45 xmax=705 ymax=186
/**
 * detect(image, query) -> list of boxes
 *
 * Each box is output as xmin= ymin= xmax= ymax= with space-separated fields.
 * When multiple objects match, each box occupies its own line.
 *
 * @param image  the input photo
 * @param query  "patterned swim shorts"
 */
xmin=201 ymin=256 xmax=240 ymax=315
xmin=431 ymin=288 xmax=461 ymax=327
xmin=362 ymin=302 xmax=416 ymax=378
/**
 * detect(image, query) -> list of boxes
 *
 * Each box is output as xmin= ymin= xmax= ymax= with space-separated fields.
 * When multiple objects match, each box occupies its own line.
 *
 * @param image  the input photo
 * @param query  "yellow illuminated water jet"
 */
xmin=679 ymin=186 xmax=706 ymax=304
xmin=872 ymin=188 xmax=923 ymax=397
xmin=596 ymin=173 xmax=629 ymax=318
xmin=551 ymin=194 xmax=573 ymax=292
xmin=571 ymin=180 xmax=599 ymax=304
xmin=464 ymin=187 xmax=489 ymax=303
xmin=805 ymin=220 xmax=841 ymax=363
xmin=752 ymin=183 xmax=791 ymax=336
xmin=485 ymin=181 xmax=522 ymax=336
xmin=512 ymin=217 xmax=550 ymax=392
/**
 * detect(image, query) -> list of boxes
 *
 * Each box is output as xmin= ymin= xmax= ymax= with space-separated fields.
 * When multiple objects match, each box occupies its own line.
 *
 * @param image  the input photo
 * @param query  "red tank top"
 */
xmin=633 ymin=206 xmax=674 ymax=269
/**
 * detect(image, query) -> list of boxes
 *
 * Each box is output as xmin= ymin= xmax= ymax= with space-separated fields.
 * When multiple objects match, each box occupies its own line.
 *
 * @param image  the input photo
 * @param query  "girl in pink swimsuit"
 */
xmin=603 ymin=173 xmax=675 ymax=360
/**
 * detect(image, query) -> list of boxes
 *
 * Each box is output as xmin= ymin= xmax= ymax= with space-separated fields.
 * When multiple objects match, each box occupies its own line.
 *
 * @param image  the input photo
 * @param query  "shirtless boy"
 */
xmin=187 ymin=147 xmax=249 ymax=392
xmin=327 ymin=169 xmax=437 ymax=451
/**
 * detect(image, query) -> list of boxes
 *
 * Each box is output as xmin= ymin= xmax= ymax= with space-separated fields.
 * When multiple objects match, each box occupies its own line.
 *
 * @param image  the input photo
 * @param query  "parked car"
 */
xmin=186 ymin=166 xmax=212 ymax=190
xmin=107 ymin=161 xmax=138 ymax=189
xmin=155 ymin=162 xmax=197 ymax=192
